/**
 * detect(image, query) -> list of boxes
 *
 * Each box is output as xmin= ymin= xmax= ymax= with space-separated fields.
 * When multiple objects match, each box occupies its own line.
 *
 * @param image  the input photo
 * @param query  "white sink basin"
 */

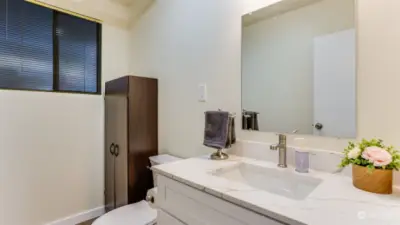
xmin=211 ymin=163 xmax=322 ymax=200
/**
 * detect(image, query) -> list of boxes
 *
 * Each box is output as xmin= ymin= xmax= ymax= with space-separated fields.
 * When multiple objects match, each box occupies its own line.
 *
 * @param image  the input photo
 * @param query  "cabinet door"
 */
xmin=112 ymin=96 xmax=129 ymax=208
xmin=105 ymin=96 xmax=116 ymax=212
xmin=158 ymin=210 xmax=186 ymax=225
xmin=158 ymin=175 xmax=284 ymax=225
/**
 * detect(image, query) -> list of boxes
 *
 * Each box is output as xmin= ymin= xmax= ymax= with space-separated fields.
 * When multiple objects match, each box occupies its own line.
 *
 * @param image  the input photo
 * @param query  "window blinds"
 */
xmin=0 ymin=0 xmax=53 ymax=91
xmin=0 ymin=0 xmax=101 ymax=94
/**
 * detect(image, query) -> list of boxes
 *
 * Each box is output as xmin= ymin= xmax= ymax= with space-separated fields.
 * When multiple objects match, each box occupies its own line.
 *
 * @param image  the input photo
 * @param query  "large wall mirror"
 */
xmin=241 ymin=0 xmax=356 ymax=138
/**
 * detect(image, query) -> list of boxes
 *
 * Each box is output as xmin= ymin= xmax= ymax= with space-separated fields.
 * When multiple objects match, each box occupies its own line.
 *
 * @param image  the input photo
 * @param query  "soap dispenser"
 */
xmin=294 ymin=138 xmax=309 ymax=173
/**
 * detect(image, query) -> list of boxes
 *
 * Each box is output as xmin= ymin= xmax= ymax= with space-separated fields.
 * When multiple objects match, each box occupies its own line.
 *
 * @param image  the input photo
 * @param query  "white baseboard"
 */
xmin=45 ymin=206 xmax=105 ymax=225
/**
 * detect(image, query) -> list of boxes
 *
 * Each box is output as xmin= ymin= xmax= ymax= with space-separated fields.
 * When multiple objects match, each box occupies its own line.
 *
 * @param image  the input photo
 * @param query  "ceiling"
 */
xmin=36 ymin=0 xmax=153 ymax=29
xmin=243 ymin=0 xmax=322 ymax=27
xmin=110 ymin=0 xmax=154 ymax=26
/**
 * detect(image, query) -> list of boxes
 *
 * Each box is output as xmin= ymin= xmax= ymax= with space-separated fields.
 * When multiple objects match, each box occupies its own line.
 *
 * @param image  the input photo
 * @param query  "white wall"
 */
xmin=242 ymin=0 xmax=354 ymax=134
xmin=129 ymin=0 xmax=400 ymax=183
xmin=0 ymin=23 xmax=130 ymax=225
xmin=243 ymin=0 xmax=283 ymax=15
xmin=129 ymin=1 xmax=242 ymax=158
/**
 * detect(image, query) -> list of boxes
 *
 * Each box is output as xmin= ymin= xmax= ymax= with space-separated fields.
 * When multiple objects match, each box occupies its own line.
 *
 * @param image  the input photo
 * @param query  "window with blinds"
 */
xmin=0 ymin=0 xmax=101 ymax=94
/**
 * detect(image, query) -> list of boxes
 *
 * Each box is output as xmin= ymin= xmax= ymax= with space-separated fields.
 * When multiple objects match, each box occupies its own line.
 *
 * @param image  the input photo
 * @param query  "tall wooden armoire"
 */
xmin=104 ymin=75 xmax=158 ymax=212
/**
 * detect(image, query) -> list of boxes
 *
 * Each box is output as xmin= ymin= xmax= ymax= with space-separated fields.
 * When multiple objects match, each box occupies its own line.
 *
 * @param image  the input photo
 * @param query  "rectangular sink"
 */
xmin=211 ymin=163 xmax=322 ymax=200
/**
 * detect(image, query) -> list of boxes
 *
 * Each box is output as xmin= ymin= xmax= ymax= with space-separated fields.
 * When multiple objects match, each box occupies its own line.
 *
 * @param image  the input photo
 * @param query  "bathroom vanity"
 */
xmin=153 ymin=155 xmax=400 ymax=225
xmin=151 ymin=0 xmax=400 ymax=223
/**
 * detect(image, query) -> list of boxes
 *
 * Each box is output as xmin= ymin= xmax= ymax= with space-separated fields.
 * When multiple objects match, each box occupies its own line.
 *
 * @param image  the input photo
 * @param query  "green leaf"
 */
xmin=338 ymin=138 xmax=399 ymax=170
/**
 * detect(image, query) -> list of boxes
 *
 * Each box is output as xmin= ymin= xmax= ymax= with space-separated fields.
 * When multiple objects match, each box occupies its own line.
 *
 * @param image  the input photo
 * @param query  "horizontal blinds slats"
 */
xmin=58 ymin=13 xmax=98 ymax=93
xmin=0 ymin=0 xmax=100 ymax=94
xmin=0 ymin=0 xmax=53 ymax=91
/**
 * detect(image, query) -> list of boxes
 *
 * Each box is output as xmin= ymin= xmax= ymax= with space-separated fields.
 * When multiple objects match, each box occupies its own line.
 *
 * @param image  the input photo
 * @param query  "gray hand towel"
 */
xmin=203 ymin=111 xmax=230 ymax=149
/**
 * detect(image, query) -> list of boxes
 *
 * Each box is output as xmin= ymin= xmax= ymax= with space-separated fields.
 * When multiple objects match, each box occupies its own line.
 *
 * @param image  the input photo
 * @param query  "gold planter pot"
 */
xmin=352 ymin=164 xmax=393 ymax=194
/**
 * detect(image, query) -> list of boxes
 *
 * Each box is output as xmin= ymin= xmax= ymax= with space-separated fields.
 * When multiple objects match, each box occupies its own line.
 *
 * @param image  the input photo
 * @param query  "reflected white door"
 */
xmin=313 ymin=29 xmax=356 ymax=138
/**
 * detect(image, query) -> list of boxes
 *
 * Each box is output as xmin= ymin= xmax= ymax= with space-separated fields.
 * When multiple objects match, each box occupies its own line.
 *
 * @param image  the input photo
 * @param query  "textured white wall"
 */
xmin=357 ymin=0 xmax=400 ymax=184
xmin=0 ymin=22 xmax=130 ymax=225
xmin=242 ymin=0 xmax=354 ymax=134
xmin=129 ymin=0 xmax=242 ymax=158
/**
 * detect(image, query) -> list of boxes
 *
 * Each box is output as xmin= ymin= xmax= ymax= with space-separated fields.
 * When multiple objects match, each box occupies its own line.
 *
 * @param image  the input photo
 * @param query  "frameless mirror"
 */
xmin=241 ymin=0 xmax=356 ymax=138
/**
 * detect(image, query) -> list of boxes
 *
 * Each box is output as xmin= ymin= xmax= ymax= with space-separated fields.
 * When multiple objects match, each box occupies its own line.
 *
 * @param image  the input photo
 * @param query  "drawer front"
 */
xmin=157 ymin=175 xmax=284 ymax=225
xmin=158 ymin=210 xmax=186 ymax=225
xmin=163 ymin=185 xmax=244 ymax=225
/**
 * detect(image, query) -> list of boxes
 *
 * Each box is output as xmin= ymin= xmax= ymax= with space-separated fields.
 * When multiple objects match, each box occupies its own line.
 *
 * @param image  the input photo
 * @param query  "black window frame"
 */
xmin=0 ymin=1 xmax=102 ymax=95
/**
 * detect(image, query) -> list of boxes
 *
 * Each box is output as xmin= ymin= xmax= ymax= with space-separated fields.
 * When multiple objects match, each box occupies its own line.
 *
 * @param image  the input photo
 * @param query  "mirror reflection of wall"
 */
xmin=241 ymin=0 xmax=356 ymax=138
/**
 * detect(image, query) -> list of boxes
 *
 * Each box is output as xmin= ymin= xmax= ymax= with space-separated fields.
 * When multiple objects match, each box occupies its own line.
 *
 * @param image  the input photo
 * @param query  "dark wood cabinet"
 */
xmin=105 ymin=76 xmax=158 ymax=212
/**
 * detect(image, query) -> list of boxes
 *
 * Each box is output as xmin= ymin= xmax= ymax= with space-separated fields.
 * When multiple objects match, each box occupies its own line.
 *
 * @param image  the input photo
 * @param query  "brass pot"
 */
xmin=352 ymin=164 xmax=393 ymax=194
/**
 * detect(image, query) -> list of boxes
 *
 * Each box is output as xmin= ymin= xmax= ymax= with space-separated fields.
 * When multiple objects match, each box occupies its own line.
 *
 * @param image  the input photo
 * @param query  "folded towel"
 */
xmin=204 ymin=111 xmax=229 ymax=149
xmin=204 ymin=111 xmax=235 ymax=149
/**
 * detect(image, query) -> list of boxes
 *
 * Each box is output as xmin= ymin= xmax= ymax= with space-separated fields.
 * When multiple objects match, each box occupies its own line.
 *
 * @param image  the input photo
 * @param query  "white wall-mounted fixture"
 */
xmin=198 ymin=83 xmax=207 ymax=102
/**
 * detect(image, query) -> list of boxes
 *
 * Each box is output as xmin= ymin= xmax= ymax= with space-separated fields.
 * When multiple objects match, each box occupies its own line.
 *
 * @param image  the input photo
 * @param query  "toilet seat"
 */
xmin=92 ymin=201 xmax=157 ymax=225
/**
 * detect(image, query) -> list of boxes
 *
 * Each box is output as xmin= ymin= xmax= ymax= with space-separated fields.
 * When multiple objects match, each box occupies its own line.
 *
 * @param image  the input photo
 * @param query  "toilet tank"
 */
xmin=149 ymin=154 xmax=182 ymax=186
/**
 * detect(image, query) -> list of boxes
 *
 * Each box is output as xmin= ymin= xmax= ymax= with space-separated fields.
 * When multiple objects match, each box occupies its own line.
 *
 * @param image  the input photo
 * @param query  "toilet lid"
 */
xmin=93 ymin=201 xmax=157 ymax=225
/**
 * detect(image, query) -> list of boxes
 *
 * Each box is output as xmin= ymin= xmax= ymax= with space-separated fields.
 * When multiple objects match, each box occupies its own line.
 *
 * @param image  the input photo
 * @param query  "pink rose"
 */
xmin=362 ymin=146 xmax=392 ymax=167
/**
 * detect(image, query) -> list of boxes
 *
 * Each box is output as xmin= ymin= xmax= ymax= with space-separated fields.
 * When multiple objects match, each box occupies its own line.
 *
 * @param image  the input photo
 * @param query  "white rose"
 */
xmin=347 ymin=147 xmax=361 ymax=159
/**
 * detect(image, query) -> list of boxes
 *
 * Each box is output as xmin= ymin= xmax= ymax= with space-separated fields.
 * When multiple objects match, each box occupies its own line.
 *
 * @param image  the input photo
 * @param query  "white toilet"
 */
xmin=93 ymin=154 xmax=182 ymax=225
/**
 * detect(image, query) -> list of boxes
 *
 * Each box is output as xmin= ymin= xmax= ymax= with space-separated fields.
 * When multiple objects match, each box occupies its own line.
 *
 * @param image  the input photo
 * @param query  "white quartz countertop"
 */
xmin=153 ymin=155 xmax=400 ymax=225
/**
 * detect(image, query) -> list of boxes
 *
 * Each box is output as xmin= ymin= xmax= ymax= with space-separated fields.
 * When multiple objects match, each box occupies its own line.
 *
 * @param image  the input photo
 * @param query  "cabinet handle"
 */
xmin=114 ymin=144 xmax=120 ymax=157
xmin=110 ymin=143 xmax=115 ymax=156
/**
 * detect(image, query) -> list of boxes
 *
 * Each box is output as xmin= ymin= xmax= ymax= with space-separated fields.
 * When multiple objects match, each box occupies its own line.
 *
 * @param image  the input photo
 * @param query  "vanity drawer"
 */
xmin=157 ymin=175 xmax=284 ymax=225
xmin=158 ymin=209 xmax=186 ymax=225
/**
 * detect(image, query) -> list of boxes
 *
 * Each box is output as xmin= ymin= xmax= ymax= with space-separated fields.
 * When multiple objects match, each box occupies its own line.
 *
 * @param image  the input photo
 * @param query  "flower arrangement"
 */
xmin=339 ymin=139 xmax=400 ymax=171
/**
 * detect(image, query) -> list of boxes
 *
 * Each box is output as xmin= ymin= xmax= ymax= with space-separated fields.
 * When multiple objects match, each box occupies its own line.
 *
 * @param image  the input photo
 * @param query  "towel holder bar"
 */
xmin=204 ymin=109 xmax=236 ymax=118
xmin=242 ymin=109 xmax=259 ymax=115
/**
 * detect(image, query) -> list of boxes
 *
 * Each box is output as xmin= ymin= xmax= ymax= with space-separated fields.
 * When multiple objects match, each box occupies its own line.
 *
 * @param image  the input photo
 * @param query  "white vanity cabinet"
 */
xmin=157 ymin=210 xmax=186 ymax=225
xmin=156 ymin=175 xmax=285 ymax=225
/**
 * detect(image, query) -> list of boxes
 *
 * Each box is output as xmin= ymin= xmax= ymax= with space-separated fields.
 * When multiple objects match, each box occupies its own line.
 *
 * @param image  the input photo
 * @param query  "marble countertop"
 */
xmin=153 ymin=155 xmax=400 ymax=225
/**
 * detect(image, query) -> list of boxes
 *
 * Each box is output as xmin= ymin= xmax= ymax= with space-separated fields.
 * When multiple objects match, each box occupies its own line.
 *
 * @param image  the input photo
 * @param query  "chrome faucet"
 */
xmin=270 ymin=134 xmax=287 ymax=168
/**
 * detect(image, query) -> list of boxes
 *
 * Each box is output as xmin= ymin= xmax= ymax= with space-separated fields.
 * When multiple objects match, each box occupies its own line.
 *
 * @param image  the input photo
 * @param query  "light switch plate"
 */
xmin=198 ymin=83 xmax=207 ymax=102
